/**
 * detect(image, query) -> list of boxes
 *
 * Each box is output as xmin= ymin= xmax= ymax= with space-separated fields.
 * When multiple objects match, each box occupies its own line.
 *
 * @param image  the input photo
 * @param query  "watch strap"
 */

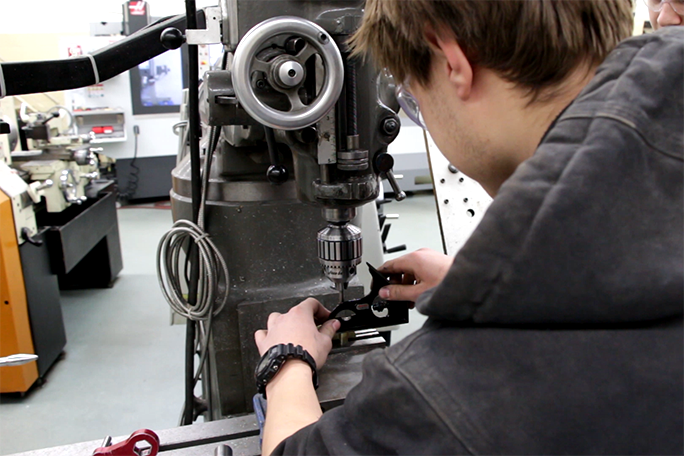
xmin=255 ymin=343 xmax=318 ymax=397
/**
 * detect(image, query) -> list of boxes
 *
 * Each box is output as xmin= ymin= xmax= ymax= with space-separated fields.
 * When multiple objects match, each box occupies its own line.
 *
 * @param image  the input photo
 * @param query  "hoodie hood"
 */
xmin=418 ymin=28 xmax=684 ymax=324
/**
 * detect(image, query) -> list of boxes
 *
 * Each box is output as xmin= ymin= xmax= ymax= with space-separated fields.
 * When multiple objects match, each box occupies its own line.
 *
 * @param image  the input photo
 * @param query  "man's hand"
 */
xmin=254 ymin=299 xmax=339 ymax=455
xmin=254 ymin=298 xmax=340 ymax=369
xmin=378 ymin=248 xmax=453 ymax=302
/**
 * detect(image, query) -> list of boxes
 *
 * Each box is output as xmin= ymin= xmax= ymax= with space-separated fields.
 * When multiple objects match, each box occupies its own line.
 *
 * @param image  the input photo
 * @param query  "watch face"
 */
xmin=257 ymin=353 xmax=272 ymax=374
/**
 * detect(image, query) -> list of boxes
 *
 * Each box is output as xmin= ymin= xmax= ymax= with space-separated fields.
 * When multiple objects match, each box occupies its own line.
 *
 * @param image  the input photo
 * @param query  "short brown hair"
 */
xmin=350 ymin=0 xmax=633 ymax=100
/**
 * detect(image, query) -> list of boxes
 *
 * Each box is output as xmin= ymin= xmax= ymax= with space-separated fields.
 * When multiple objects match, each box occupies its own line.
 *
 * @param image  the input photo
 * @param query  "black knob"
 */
xmin=373 ymin=152 xmax=395 ymax=174
xmin=266 ymin=165 xmax=289 ymax=185
xmin=0 ymin=121 xmax=9 ymax=135
xmin=160 ymin=27 xmax=186 ymax=50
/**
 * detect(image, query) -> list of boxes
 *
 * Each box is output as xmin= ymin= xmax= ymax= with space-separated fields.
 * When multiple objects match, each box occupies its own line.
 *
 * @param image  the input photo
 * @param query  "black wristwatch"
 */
xmin=255 ymin=343 xmax=318 ymax=397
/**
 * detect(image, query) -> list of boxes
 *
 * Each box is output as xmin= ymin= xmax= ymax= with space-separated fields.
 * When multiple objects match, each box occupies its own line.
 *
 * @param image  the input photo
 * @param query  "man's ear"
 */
xmin=424 ymin=27 xmax=473 ymax=100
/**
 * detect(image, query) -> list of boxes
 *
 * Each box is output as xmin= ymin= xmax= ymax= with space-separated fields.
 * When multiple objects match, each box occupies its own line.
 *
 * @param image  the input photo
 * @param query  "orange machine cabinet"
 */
xmin=0 ymin=190 xmax=39 ymax=392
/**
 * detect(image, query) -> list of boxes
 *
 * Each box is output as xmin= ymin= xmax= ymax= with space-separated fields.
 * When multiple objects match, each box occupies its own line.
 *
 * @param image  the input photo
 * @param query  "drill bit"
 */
xmin=335 ymin=282 xmax=345 ymax=303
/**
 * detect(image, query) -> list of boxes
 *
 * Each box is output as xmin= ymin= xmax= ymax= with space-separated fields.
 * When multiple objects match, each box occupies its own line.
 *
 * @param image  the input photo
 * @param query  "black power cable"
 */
xmin=1 ymin=14 xmax=205 ymax=97
xmin=119 ymin=125 xmax=140 ymax=203
xmin=182 ymin=0 xmax=202 ymax=427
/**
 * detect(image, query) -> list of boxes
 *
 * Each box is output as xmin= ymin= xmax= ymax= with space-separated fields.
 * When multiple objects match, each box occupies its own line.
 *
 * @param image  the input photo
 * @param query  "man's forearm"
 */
xmin=262 ymin=360 xmax=322 ymax=456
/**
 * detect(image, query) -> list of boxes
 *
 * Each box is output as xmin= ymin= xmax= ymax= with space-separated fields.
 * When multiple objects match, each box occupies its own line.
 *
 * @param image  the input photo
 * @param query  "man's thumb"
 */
xmin=319 ymin=318 xmax=340 ymax=338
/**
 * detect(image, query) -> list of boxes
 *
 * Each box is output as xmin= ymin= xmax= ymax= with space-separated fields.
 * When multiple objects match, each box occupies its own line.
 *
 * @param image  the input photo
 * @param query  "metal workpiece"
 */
xmin=328 ymin=264 xmax=410 ymax=332
xmin=231 ymin=16 xmax=344 ymax=130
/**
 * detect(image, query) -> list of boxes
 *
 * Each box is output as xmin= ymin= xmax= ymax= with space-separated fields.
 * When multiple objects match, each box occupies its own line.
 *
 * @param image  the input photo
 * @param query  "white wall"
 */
xmin=0 ymin=0 xmax=217 ymax=35
xmin=634 ymin=0 xmax=651 ymax=34
xmin=0 ymin=1 xmax=219 ymax=160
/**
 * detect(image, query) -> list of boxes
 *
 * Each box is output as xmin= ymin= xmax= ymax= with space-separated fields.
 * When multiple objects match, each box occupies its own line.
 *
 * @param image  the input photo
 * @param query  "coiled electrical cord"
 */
xmin=156 ymin=123 xmax=227 ymax=422
xmin=157 ymin=123 xmax=227 ymax=321
xmin=156 ymin=218 xmax=229 ymax=321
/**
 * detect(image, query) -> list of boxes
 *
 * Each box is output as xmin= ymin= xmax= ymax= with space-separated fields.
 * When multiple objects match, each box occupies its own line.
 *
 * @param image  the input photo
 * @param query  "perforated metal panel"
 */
xmin=424 ymin=131 xmax=492 ymax=256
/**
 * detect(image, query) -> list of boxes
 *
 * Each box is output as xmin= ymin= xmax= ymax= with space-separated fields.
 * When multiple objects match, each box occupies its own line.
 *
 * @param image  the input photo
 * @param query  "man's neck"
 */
xmin=481 ymin=65 xmax=597 ymax=195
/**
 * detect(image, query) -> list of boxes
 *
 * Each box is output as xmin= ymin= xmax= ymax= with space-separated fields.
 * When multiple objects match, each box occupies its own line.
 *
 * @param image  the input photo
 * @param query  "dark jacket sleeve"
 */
xmin=271 ymin=348 xmax=471 ymax=455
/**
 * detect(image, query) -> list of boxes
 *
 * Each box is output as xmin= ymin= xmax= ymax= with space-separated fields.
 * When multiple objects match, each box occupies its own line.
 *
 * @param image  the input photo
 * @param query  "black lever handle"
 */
xmin=264 ymin=126 xmax=289 ymax=185
xmin=160 ymin=27 xmax=186 ymax=50
xmin=373 ymin=153 xmax=406 ymax=201
xmin=21 ymin=228 xmax=43 ymax=247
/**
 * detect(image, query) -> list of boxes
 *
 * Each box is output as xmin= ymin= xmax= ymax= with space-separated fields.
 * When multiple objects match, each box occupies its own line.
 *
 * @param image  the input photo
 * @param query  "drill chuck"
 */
xmin=317 ymin=223 xmax=362 ymax=285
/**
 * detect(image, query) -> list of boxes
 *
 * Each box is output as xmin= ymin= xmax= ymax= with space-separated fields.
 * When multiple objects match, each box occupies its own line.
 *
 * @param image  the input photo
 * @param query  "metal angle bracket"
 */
xmin=186 ymin=7 xmax=223 ymax=45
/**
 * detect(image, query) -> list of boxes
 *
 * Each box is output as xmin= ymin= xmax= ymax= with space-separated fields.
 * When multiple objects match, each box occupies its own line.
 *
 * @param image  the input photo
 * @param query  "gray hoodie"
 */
xmin=274 ymin=27 xmax=683 ymax=455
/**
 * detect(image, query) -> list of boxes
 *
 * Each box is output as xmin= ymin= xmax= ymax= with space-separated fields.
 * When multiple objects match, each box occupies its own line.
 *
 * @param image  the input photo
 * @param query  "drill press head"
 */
xmin=317 ymin=208 xmax=362 ymax=302
xmin=224 ymin=9 xmax=403 ymax=302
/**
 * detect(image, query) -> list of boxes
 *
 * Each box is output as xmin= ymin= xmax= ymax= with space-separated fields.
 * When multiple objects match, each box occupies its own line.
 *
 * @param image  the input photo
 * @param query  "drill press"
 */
xmin=159 ymin=0 xmax=409 ymax=418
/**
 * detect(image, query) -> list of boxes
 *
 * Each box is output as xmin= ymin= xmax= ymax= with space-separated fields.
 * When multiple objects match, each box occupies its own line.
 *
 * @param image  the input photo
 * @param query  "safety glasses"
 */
xmin=395 ymin=83 xmax=426 ymax=129
xmin=385 ymin=70 xmax=426 ymax=129
xmin=642 ymin=0 xmax=684 ymax=14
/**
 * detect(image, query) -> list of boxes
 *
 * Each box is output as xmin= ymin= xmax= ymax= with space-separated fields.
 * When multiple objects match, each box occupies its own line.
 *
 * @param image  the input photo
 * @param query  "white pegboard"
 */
xmin=424 ymin=131 xmax=492 ymax=256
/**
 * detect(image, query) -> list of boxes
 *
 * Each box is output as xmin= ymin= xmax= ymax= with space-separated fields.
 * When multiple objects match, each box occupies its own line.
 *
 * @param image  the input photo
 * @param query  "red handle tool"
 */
xmin=92 ymin=429 xmax=160 ymax=456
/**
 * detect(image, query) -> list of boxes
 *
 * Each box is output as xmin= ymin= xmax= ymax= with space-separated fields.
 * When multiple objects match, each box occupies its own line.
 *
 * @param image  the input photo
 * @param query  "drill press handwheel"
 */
xmin=232 ymin=16 xmax=344 ymax=130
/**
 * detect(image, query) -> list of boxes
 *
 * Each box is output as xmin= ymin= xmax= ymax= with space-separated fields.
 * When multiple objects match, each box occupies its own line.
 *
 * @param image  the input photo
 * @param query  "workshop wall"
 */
xmin=0 ymin=34 xmax=78 ymax=110
xmin=0 ymin=1 xmax=215 ymax=113
xmin=0 ymin=1 xmax=217 ymax=34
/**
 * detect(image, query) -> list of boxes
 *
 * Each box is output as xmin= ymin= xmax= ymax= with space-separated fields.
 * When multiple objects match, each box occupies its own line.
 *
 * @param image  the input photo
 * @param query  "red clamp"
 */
xmin=93 ymin=429 xmax=160 ymax=456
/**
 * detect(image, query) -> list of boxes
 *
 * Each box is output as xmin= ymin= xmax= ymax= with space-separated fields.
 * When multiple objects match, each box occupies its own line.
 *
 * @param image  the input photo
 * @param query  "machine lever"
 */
xmin=21 ymin=228 xmax=43 ymax=247
xmin=92 ymin=429 xmax=160 ymax=456
xmin=385 ymin=170 xmax=406 ymax=201
xmin=373 ymin=152 xmax=406 ymax=201
xmin=328 ymin=263 xmax=410 ymax=332
xmin=0 ymin=354 xmax=38 ymax=367
xmin=264 ymin=126 xmax=289 ymax=184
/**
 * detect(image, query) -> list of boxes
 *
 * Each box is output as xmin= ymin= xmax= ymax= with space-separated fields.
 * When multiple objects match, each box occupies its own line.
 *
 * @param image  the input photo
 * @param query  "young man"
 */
xmin=254 ymin=1 xmax=683 ymax=454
